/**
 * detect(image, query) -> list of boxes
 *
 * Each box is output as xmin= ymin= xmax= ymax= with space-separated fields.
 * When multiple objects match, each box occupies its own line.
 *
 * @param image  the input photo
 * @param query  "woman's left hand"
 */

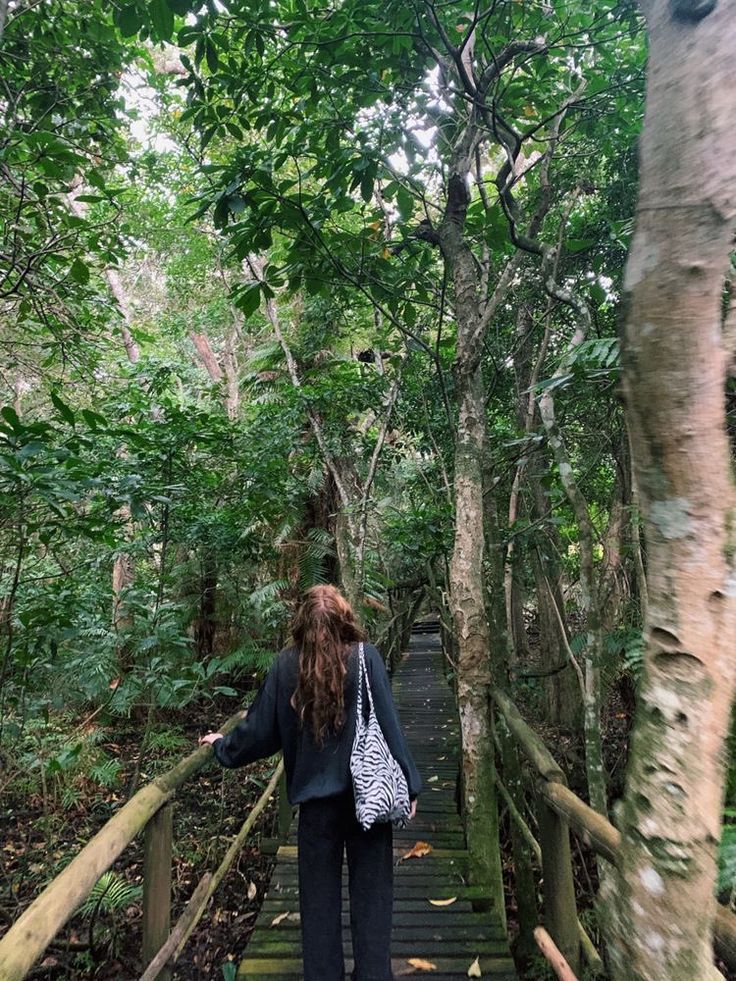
xmin=199 ymin=732 xmax=224 ymax=746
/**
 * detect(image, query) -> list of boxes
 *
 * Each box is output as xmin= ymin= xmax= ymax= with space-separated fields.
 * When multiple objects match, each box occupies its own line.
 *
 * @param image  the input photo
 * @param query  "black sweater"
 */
xmin=213 ymin=643 xmax=422 ymax=804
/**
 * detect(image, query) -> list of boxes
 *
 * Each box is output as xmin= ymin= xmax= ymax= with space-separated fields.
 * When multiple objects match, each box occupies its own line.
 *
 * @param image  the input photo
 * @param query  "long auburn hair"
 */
xmin=290 ymin=585 xmax=366 ymax=746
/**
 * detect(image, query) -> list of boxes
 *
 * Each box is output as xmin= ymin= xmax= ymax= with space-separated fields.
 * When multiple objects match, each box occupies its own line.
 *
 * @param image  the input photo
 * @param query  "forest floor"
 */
xmin=1 ymin=694 xmax=280 ymax=980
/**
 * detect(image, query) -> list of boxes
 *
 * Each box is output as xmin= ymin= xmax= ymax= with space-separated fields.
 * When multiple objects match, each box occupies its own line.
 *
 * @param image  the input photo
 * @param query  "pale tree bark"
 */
xmin=222 ymin=327 xmax=240 ymax=420
xmin=437 ymin=127 xmax=504 ymax=913
xmin=190 ymin=331 xmax=224 ymax=383
xmin=604 ymin=3 xmax=736 ymax=978
xmin=539 ymin=381 xmax=607 ymax=821
xmin=189 ymin=328 xmax=240 ymax=420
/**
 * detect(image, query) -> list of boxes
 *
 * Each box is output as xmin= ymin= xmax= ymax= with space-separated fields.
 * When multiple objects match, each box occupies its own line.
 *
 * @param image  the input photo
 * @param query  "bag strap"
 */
xmin=356 ymin=642 xmax=375 ymax=717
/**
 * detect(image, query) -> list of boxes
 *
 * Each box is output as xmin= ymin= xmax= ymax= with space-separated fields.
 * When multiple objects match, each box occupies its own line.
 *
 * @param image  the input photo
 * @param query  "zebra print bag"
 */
xmin=350 ymin=642 xmax=411 ymax=831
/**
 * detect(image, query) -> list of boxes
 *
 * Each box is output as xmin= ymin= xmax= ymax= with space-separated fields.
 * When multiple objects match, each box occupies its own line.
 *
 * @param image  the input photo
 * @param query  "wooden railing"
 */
xmin=0 ymin=709 xmax=291 ymax=981
xmin=492 ymin=688 xmax=736 ymax=977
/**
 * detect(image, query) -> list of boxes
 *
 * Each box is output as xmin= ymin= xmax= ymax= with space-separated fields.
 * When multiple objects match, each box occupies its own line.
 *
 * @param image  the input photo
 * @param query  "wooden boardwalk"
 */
xmin=239 ymin=624 xmax=516 ymax=979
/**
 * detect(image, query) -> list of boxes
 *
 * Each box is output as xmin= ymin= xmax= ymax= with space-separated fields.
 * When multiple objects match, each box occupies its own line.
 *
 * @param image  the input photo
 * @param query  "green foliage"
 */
xmin=78 ymin=872 xmax=142 ymax=918
xmin=0 ymin=5 xmax=654 ymax=915
xmin=719 ymin=820 xmax=736 ymax=897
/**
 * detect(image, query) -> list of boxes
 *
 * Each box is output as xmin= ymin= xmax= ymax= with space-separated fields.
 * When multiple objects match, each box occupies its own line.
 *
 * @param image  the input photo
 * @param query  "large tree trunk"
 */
xmin=440 ymin=163 xmax=505 ymax=917
xmin=605 ymin=3 xmax=736 ymax=978
xmin=449 ymin=361 xmax=504 ymax=914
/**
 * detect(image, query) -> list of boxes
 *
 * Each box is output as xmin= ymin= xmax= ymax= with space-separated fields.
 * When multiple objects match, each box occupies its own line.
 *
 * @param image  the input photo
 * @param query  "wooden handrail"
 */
xmin=139 ymin=760 xmax=284 ymax=981
xmin=0 ymin=707 xmax=281 ymax=981
xmin=493 ymin=689 xmax=567 ymax=784
xmin=493 ymin=688 xmax=736 ymax=973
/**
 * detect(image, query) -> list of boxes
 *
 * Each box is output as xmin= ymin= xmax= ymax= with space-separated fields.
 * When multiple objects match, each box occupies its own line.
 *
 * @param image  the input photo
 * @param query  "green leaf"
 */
xmin=50 ymin=393 xmax=76 ymax=426
xmin=150 ymin=0 xmax=175 ymax=40
xmin=115 ymin=5 xmax=144 ymax=37
xmin=396 ymin=186 xmax=413 ymax=221
xmin=360 ymin=173 xmax=374 ymax=204
xmin=205 ymin=38 xmax=219 ymax=73
xmin=81 ymin=409 xmax=107 ymax=430
xmin=70 ymin=258 xmax=90 ymax=284
xmin=567 ymin=238 xmax=595 ymax=254
xmin=1 ymin=406 xmax=22 ymax=431
xmin=238 ymin=284 xmax=262 ymax=318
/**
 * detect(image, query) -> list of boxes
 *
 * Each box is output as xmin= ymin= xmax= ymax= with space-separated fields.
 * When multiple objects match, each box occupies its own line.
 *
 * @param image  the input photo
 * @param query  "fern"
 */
xmin=89 ymin=756 xmax=122 ymax=788
xmin=144 ymin=727 xmax=189 ymax=752
xmin=605 ymin=626 xmax=645 ymax=682
xmin=62 ymin=784 xmax=81 ymax=810
xmin=78 ymin=873 xmax=142 ymax=918
xmin=305 ymin=463 xmax=325 ymax=493
xmin=249 ymin=579 xmax=289 ymax=607
xmin=218 ymin=644 xmax=272 ymax=676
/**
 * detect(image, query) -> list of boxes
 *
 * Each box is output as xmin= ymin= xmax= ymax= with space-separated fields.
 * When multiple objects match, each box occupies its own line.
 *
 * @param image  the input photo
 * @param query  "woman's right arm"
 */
xmin=207 ymin=657 xmax=282 ymax=768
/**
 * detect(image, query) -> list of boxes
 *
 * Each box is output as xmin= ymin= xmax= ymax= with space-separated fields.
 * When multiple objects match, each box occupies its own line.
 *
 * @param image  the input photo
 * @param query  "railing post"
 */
xmin=536 ymin=780 xmax=580 ymax=976
xmin=142 ymin=802 xmax=173 ymax=981
xmin=278 ymin=769 xmax=292 ymax=840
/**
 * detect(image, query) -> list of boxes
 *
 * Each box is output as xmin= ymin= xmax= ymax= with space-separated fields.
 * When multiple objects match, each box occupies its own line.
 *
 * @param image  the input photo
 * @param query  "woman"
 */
xmin=199 ymin=584 xmax=421 ymax=981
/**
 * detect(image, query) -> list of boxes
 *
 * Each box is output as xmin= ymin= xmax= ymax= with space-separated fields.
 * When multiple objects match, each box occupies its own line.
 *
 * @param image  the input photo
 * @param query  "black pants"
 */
xmin=297 ymin=790 xmax=393 ymax=981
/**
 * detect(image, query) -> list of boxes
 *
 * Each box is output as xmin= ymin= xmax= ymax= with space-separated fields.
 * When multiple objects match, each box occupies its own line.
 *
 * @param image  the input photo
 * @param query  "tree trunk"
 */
xmin=194 ymin=552 xmax=217 ymax=659
xmin=334 ymin=508 xmax=360 ymax=612
xmin=449 ymin=361 xmax=505 ymax=914
xmin=605 ymin=3 xmax=736 ymax=978
xmin=190 ymin=331 xmax=224 ymax=383
xmin=512 ymin=304 xmax=580 ymax=725
xmin=440 ymin=160 xmax=505 ymax=911
xmin=530 ymin=542 xmax=581 ymax=728
xmin=509 ymin=572 xmax=531 ymax=665
xmin=483 ymin=474 xmax=538 ymax=959
xmin=539 ymin=390 xmax=608 ymax=820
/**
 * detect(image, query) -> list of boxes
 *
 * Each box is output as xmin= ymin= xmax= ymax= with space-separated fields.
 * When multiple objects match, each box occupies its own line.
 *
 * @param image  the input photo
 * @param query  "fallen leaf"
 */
xmin=247 ymin=881 xmax=257 ymax=901
xmin=407 ymin=958 xmax=437 ymax=971
xmin=401 ymin=841 xmax=434 ymax=860
xmin=429 ymin=897 xmax=457 ymax=906
xmin=467 ymin=956 xmax=482 ymax=977
xmin=270 ymin=911 xmax=290 ymax=927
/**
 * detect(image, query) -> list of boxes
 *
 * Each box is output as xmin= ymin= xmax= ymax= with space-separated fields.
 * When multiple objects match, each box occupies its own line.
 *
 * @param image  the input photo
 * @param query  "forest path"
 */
xmin=238 ymin=623 xmax=516 ymax=980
